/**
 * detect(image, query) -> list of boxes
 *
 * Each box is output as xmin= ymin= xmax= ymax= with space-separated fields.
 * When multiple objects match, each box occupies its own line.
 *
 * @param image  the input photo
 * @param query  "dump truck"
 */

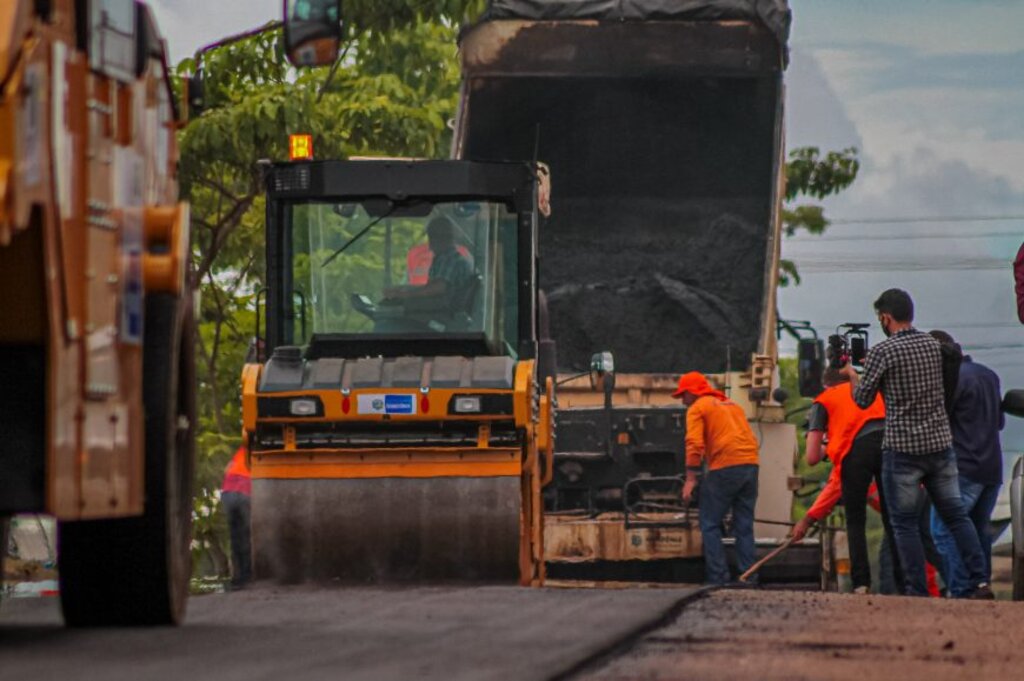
xmin=454 ymin=0 xmax=820 ymax=583
xmin=0 ymin=0 xmax=193 ymax=625
xmin=0 ymin=0 xmax=345 ymax=625
xmin=244 ymin=159 xmax=555 ymax=585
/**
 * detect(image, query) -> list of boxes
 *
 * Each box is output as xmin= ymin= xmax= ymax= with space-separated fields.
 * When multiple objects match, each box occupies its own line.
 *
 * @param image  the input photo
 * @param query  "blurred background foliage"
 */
xmin=178 ymin=5 xmax=478 ymax=578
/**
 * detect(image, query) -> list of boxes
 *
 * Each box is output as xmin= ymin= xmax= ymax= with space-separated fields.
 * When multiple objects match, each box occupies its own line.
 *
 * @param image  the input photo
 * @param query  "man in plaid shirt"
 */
xmin=843 ymin=288 xmax=992 ymax=598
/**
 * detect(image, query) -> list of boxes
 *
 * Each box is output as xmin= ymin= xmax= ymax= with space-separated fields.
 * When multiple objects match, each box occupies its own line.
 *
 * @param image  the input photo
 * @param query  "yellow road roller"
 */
xmin=243 ymin=159 xmax=554 ymax=585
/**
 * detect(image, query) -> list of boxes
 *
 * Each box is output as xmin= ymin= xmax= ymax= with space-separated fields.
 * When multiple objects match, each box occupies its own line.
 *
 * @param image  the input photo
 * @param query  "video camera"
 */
xmin=826 ymin=323 xmax=870 ymax=370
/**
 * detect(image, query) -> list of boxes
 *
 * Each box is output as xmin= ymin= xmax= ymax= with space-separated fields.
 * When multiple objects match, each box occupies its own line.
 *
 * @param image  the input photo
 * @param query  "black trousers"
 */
xmin=222 ymin=491 xmax=252 ymax=586
xmin=840 ymin=430 xmax=902 ymax=589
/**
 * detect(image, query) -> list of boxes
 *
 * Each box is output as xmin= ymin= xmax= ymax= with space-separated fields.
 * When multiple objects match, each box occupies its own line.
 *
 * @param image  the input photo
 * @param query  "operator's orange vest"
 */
xmin=813 ymin=383 xmax=885 ymax=464
xmin=406 ymin=243 xmax=473 ymax=285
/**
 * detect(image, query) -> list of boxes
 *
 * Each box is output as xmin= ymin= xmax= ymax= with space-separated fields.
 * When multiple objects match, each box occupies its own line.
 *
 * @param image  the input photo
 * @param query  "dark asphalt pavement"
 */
xmin=0 ymin=583 xmax=697 ymax=681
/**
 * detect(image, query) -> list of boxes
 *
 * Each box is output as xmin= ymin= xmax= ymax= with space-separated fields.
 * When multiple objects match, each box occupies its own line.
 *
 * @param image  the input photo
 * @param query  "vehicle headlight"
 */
xmin=453 ymin=396 xmax=482 ymax=414
xmin=290 ymin=398 xmax=318 ymax=416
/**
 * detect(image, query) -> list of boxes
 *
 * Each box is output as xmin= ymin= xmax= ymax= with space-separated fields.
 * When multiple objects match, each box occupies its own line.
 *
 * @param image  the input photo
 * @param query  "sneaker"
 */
xmin=853 ymin=586 xmax=870 ymax=595
xmin=967 ymin=583 xmax=995 ymax=600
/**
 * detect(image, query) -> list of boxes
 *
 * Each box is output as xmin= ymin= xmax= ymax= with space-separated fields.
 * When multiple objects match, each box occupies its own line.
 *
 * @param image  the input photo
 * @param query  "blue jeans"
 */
xmin=699 ymin=464 xmax=758 ymax=585
xmin=931 ymin=476 xmax=1000 ymax=597
xmin=881 ymin=448 xmax=987 ymax=596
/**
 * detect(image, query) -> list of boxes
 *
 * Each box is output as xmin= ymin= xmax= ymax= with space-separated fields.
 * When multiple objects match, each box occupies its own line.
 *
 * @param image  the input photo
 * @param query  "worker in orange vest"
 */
xmin=675 ymin=372 xmax=760 ymax=585
xmin=791 ymin=366 xmax=896 ymax=593
xmin=221 ymin=445 xmax=251 ymax=589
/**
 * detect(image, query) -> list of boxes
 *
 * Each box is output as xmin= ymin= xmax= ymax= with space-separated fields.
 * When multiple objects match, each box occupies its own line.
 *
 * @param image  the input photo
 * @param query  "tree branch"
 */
xmin=193 ymin=193 xmax=256 ymax=286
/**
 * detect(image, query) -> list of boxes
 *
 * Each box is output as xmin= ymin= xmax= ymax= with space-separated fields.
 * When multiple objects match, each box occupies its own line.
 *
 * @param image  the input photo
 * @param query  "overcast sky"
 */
xmin=781 ymin=0 xmax=1024 ymax=461
xmin=152 ymin=1 xmax=1024 ymax=456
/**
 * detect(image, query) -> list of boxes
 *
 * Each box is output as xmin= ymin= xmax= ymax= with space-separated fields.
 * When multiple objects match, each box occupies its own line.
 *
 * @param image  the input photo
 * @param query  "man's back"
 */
xmin=812 ymin=382 xmax=885 ymax=465
xmin=685 ymin=396 xmax=760 ymax=471
xmin=854 ymin=329 xmax=951 ymax=455
xmin=951 ymin=358 xmax=1003 ymax=485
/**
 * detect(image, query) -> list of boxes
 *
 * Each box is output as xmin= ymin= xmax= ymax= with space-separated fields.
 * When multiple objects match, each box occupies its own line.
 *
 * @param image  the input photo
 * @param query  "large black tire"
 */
xmin=58 ymin=293 xmax=195 ymax=626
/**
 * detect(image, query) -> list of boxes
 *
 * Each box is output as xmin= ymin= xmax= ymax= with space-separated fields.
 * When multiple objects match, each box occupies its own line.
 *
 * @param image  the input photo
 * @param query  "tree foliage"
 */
xmin=178 ymin=14 xmax=468 ymax=578
xmin=333 ymin=0 xmax=486 ymax=30
xmin=779 ymin=146 xmax=860 ymax=286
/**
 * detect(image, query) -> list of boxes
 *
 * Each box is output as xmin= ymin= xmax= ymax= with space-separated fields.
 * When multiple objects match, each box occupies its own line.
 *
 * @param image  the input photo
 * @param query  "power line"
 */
xmin=779 ymin=322 xmax=1024 ymax=339
xmin=789 ymin=231 xmax=1022 ymax=243
xmin=916 ymin=322 xmax=1023 ymax=330
xmin=826 ymin=215 xmax=1024 ymax=226
xmin=790 ymin=330 xmax=1021 ymax=339
xmin=795 ymin=257 xmax=1008 ymax=273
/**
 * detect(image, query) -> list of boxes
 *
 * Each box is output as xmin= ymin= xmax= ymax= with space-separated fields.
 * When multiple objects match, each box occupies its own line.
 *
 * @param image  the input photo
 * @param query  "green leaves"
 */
xmin=780 ymin=146 xmax=860 ymax=287
xmin=782 ymin=205 xmax=826 ymax=237
xmin=778 ymin=258 xmax=802 ymax=288
xmin=340 ymin=0 xmax=486 ymax=30
xmin=178 ymin=12 xmax=470 ymax=579
xmin=785 ymin=146 xmax=860 ymax=202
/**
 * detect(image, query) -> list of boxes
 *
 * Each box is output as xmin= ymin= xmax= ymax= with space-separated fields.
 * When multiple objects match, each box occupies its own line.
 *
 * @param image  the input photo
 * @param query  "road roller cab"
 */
xmin=245 ymin=159 xmax=554 ymax=585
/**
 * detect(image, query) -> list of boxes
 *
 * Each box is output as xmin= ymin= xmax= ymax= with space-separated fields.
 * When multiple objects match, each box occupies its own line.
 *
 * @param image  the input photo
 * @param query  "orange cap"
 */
xmin=672 ymin=371 xmax=727 ymax=400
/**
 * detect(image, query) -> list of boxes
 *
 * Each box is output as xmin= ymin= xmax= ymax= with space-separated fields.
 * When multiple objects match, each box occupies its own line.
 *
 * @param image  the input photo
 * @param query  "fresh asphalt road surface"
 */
xmin=0 ymin=584 xmax=698 ymax=681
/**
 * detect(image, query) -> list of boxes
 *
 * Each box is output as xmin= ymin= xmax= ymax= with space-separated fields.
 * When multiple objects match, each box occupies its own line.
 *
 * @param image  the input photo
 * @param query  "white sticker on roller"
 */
xmin=120 ymin=206 xmax=143 ymax=345
xmin=20 ymin=63 xmax=44 ymax=187
xmin=114 ymin=146 xmax=143 ymax=208
xmin=357 ymin=394 xmax=417 ymax=415
xmin=51 ymin=42 xmax=71 ymax=220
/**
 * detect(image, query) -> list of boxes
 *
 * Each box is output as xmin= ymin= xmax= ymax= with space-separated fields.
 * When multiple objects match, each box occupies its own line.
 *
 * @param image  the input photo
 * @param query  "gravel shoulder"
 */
xmin=581 ymin=588 xmax=1024 ymax=681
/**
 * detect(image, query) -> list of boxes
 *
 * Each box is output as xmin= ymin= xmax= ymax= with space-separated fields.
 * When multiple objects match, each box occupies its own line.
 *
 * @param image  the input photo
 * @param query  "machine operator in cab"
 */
xmin=384 ymin=217 xmax=474 ymax=310
xmin=676 ymin=372 xmax=760 ymax=585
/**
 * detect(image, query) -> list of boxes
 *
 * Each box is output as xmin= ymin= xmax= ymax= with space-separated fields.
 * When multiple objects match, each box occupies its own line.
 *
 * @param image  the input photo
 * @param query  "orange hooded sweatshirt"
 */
xmin=222 ymin=446 xmax=251 ymax=496
xmin=675 ymin=372 xmax=760 ymax=471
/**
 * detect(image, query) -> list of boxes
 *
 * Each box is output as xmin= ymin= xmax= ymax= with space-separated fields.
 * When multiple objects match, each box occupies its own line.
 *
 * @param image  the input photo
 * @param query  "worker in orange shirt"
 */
xmin=221 ymin=445 xmax=252 ymax=590
xmin=791 ymin=367 xmax=895 ymax=593
xmin=676 ymin=372 xmax=760 ymax=585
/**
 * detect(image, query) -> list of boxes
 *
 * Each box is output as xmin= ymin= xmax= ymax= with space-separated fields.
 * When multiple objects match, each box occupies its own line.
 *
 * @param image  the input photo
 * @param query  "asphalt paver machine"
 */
xmin=454 ymin=0 xmax=821 ymax=584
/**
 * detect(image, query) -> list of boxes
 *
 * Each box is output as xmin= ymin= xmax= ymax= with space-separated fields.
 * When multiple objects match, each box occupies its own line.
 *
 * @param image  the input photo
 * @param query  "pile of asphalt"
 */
xmin=542 ymin=197 xmax=768 ymax=374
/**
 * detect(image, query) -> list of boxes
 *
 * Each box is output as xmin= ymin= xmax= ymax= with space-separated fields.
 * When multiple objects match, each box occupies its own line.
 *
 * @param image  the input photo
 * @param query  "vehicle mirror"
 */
xmin=362 ymin=199 xmax=432 ymax=218
xmin=454 ymin=202 xmax=482 ymax=217
xmin=186 ymin=73 xmax=205 ymax=117
xmin=333 ymin=203 xmax=358 ymax=218
xmin=589 ymin=351 xmax=615 ymax=391
xmin=797 ymin=338 xmax=824 ymax=398
xmin=536 ymin=163 xmax=551 ymax=217
xmin=537 ymin=339 xmax=557 ymax=386
xmin=389 ymin=201 xmax=434 ymax=218
xmin=361 ymin=199 xmax=394 ymax=217
xmin=283 ymin=0 xmax=342 ymax=68
xmin=1003 ymin=390 xmax=1024 ymax=418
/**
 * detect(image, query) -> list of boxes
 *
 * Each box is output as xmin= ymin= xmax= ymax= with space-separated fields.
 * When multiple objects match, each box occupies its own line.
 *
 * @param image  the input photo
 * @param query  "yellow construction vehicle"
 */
xmin=0 ymin=0 xmax=343 ymax=625
xmin=0 ymin=0 xmax=192 ymax=625
xmin=244 ymin=159 xmax=555 ymax=585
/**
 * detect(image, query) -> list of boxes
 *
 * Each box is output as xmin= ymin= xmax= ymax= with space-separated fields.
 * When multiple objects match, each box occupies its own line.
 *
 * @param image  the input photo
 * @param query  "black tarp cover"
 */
xmin=485 ymin=0 xmax=790 ymax=59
